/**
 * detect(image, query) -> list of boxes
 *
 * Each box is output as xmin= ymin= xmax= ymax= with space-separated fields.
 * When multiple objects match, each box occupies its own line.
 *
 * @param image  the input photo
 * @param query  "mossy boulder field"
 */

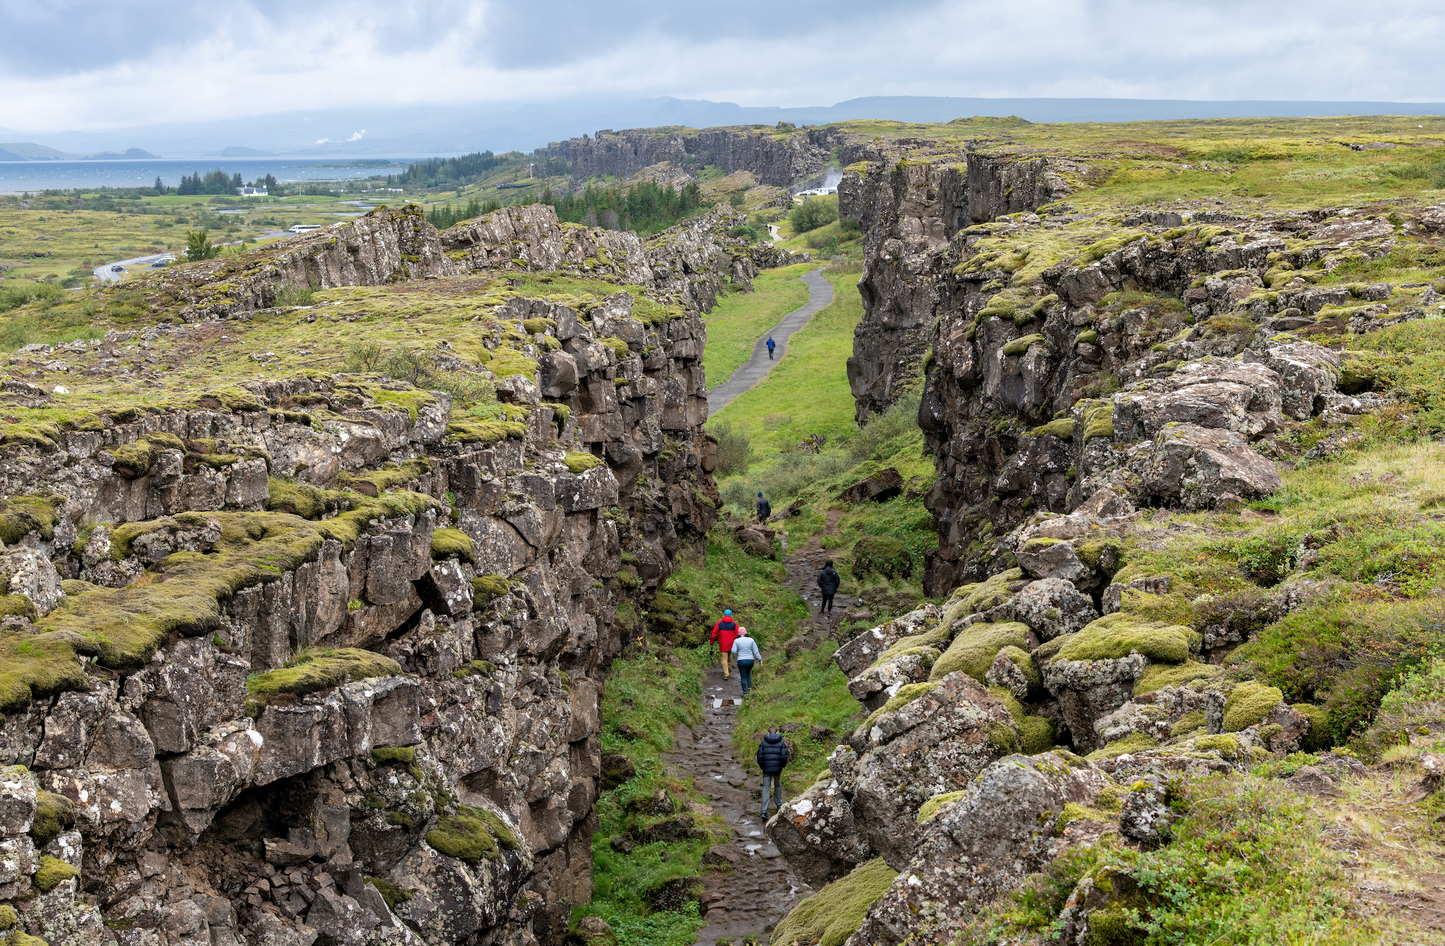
xmin=2 ymin=113 xmax=1445 ymax=946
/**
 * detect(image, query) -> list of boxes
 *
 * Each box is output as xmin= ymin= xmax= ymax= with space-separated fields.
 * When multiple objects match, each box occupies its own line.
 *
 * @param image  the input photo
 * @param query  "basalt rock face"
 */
xmin=843 ymin=154 xmax=1402 ymax=594
xmin=137 ymin=204 xmax=773 ymax=325
xmin=533 ymin=126 xmax=853 ymax=188
xmin=841 ymin=155 xmax=1077 ymax=424
xmin=0 ymin=210 xmax=729 ymax=945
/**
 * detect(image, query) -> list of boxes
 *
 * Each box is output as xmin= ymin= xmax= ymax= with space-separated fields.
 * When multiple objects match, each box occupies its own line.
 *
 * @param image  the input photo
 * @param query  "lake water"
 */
xmin=0 ymin=156 xmax=450 ymax=194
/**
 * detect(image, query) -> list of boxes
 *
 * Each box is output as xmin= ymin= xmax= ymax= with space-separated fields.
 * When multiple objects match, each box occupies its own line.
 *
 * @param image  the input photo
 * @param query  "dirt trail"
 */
xmin=669 ymin=664 xmax=807 ymax=945
xmin=671 ymin=517 xmax=857 ymax=945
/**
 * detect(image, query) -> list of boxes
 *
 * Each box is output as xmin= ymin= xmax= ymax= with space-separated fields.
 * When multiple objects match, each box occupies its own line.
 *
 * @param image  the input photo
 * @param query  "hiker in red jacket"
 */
xmin=710 ymin=609 xmax=740 ymax=679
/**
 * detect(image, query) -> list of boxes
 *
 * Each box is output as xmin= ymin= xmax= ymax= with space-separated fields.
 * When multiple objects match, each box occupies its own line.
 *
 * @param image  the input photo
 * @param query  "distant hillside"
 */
xmin=0 ymin=142 xmax=158 ymax=161
xmin=206 ymin=146 xmax=275 ymax=157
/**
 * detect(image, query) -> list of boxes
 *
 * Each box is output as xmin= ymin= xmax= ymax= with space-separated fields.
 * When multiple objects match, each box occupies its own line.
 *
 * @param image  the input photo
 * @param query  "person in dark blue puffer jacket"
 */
xmin=756 ymin=725 xmax=790 ymax=819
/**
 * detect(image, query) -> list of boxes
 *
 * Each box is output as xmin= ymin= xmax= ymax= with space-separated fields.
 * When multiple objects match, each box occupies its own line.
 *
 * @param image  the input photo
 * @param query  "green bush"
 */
xmin=708 ymin=421 xmax=752 ymax=476
xmin=851 ymin=535 xmax=912 ymax=580
xmin=0 ymin=282 xmax=64 ymax=314
xmin=791 ymin=196 xmax=839 ymax=234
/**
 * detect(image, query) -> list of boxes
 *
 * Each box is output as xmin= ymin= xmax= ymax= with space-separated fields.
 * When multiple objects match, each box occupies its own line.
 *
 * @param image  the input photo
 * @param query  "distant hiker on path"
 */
xmin=766 ymin=336 xmax=776 ymax=359
xmin=817 ymin=559 xmax=840 ymax=615
xmin=756 ymin=492 xmax=772 ymax=523
xmin=732 ymin=627 xmax=763 ymax=696
xmin=710 ymin=609 xmax=740 ymax=678
xmin=756 ymin=724 xmax=789 ymax=819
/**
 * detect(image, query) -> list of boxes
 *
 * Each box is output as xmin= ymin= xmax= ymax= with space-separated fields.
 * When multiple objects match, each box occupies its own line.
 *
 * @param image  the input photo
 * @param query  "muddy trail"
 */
xmin=667 ymin=524 xmax=859 ymax=945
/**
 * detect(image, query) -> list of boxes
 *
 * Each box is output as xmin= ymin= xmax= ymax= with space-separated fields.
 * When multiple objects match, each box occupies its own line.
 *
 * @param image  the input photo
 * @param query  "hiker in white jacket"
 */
xmin=731 ymin=628 xmax=763 ymax=696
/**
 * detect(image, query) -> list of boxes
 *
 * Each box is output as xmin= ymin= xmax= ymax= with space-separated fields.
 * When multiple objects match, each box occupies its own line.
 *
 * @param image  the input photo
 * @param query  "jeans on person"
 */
xmin=820 ymin=592 xmax=835 ymax=614
xmin=737 ymin=658 xmax=755 ymax=695
xmin=761 ymin=773 xmax=783 ymax=817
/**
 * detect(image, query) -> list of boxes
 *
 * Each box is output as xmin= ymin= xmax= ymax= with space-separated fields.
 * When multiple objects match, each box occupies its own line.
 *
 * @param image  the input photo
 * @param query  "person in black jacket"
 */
xmin=817 ymin=559 xmax=840 ymax=615
xmin=756 ymin=725 xmax=789 ymax=819
xmin=756 ymin=492 xmax=772 ymax=522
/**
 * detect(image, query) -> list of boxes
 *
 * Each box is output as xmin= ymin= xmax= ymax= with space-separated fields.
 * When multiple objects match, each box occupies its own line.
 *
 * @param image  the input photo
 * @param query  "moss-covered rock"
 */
xmin=430 ymin=527 xmax=475 ymax=563
xmin=246 ymin=648 xmax=404 ymax=715
xmin=471 ymin=574 xmax=509 ymax=608
xmin=1002 ymin=333 xmax=1046 ymax=357
xmin=1134 ymin=660 xmax=1221 ymax=695
xmin=446 ymin=419 xmax=527 ymax=445
xmin=1292 ymin=703 xmax=1333 ymax=751
xmin=1223 ymin=681 xmax=1284 ymax=732
xmin=1169 ymin=711 xmax=1208 ymax=739
xmin=425 ymin=805 xmax=519 ymax=863
xmin=33 ymin=854 xmax=79 ymax=892
xmin=1085 ymin=732 xmax=1160 ymax=761
xmin=851 ymin=536 xmax=913 ymax=580
xmin=770 ymin=858 xmax=897 ymax=946
xmin=0 ymin=904 xmax=16 ymax=930
xmin=1056 ymin=613 xmax=1193 ymax=664
xmin=916 ymin=790 xmax=968 ymax=824
xmin=1193 ymin=734 xmax=1242 ymax=760
xmin=860 ymin=682 xmax=938 ymax=732
xmin=0 ymin=495 xmax=61 ymax=545
xmin=28 ymin=790 xmax=75 ymax=847
xmin=564 ymin=451 xmax=604 ymax=474
xmin=366 ymin=876 xmax=413 ymax=910
xmin=929 ymin=622 xmax=1030 ymax=683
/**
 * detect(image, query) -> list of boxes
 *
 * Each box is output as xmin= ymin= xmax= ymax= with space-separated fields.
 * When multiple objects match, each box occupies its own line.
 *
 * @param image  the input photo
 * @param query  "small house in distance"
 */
xmin=238 ymin=186 xmax=268 ymax=196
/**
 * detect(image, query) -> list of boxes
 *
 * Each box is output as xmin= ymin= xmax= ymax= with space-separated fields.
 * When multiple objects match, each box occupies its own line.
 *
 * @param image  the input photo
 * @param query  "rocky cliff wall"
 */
xmin=0 ymin=206 xmax=734 ymax=945
xmin=841 ymin=154 xmax=1077 ymax=424
xmin=533 ymin=126 xmax=853 ymax=188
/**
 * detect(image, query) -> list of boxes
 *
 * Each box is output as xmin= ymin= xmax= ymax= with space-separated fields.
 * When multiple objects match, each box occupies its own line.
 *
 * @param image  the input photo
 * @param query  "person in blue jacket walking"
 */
xmin=766 ymin=336 xmax=776 ymax=359
xmin=731 ymin=627 xmax=763 ymax=696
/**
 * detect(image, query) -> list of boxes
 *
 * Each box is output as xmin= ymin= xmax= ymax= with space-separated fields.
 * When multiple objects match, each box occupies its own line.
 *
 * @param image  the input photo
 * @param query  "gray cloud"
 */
xmin=0 ymin=0 xmax=1442 ymax=133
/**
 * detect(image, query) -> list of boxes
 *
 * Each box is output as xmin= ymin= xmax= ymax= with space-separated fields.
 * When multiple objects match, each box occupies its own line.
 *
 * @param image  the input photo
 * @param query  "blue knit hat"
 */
xmin=758 ymin=492 xmax=763 ymax=497
xmin=724 ymin=609 xmax=732 ymax=616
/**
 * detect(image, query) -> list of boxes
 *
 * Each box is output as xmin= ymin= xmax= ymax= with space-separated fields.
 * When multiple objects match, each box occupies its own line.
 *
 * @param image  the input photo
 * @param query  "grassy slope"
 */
xmin=702 ymin=262 xmax=812 ymax=388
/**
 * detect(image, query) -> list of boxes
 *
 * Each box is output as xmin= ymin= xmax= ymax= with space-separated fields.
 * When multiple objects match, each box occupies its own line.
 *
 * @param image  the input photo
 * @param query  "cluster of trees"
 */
xmin=540 ymin=180 xmax=707 ymax=236
xmin=425 ymin=196 xmax=503 ymax=230
xmin=386 ymin=151 xmax=561 ymax=190
xmin=174 ymin=169 xmax=243 ymax=196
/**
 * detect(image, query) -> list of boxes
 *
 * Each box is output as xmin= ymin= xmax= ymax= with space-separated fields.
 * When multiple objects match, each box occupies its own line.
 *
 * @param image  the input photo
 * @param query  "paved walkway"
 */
xmin=707 ymin=268 xmax=833 ymax=415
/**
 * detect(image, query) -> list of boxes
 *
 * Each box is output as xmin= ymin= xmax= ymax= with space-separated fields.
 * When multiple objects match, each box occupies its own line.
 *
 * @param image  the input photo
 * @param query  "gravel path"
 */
xmin=706 ymin=268 xmax=833 ymax=416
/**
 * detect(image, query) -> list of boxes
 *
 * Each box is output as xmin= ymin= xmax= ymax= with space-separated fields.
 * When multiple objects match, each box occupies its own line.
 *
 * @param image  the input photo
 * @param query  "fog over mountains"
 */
xmin=5 ymin=95 xmax=1445 ymax=160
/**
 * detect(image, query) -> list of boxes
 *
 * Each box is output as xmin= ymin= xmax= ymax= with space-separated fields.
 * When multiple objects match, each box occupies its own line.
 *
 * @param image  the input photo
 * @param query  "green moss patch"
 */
xmin=916 ymin=790 xmax=968 ymax=824
xmin=471 ymin=574 xmax=509 ymax=608
xmin=860 ymin=682 xmax=938 ymax=732
xmin=446 ymin=419 xmax=527 ymax=445
xmin=1170 ymin=711 xmax=1208 ymax=739
xmin=564 ymin=451 xmax=604 ymax=474
xmin=0 ymin=495 xmax=61 ymax=544
xmin=366 ymin=876 xmax=413 ymax=910
xmin=425 ymin=805 xmax=519 ymax=863
xmin=770 ymin=858 xmax=897 ymax=946
xmin=1029 ymin=417 xmax=1074 ymax=439
xmin=1056 ymin=802 xmax=1116 ymax=830
xmin=28 ymin=790 xmax=75 ymax=847
xmin=1055 ymin=613 xmax=1193 ymax=664
xmin=1193 ymin=734 xmax=1242 ymax=760
xmin=430 ymin=527 xmax=475 ymax=563
xmin=947 ymin=568 xmax=1025 ymax=613
xmin=1223 ymin=681 xmax=1283 ymax=732
xmin=1002 ymin=333 xmax=1047 ymax=357
xmin=5 ymin=498 xmax=437 ymax=713
xmin=1134 ymin=660 xmax=1222 ymax=696
xmin=247 ymin=648 xmax=403 ymax=714
xmin=33 ymin=854 xmax=79 ymax=892
xmin=929 ymin=622 xmax=1030 ymax=683
xmin=1086 ymin=732 xmax=1161 ymax=761
xmin=371 ymin=746 xmax=416 ymax=766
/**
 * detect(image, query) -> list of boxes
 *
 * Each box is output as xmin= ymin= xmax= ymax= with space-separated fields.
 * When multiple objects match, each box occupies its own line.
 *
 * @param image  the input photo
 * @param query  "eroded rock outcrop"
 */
xmin=0 ymin=203 xmax=735 ymax=945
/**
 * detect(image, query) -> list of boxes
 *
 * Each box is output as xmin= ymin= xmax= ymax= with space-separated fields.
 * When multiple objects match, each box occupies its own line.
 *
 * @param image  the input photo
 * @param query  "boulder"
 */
xmin=837 ymin=468 xmax=904 ymax=504
xmin=0 ymin=547 xmax=64 ymax=617
xmin=846 ymin=751 xmax=1109 ymax=946
xmin=1006 ymin=578 xmax=1097 ymax=640
xmin=1140 ymin=424 xmax=1282 ymax=509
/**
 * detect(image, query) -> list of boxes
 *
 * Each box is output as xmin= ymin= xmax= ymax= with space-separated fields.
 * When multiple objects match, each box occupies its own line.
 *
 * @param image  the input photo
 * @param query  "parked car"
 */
xmin=150 ymin=261 xmax=167 ymax=268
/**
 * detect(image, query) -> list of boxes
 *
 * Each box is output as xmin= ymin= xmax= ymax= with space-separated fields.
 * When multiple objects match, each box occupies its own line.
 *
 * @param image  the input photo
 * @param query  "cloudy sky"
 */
xmin=2 ymin=0 xmax=1443 ymax=133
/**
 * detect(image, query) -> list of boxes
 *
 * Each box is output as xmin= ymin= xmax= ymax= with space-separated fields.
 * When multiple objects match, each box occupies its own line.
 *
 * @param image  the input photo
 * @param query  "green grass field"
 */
xmin=703 ymin=262 xmax=813 ymax=387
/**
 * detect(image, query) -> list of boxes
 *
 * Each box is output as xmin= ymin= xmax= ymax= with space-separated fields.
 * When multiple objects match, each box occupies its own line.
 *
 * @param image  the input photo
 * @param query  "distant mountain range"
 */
xmin=4 ymin=95 xmax=1445 ymax=160
xmin=0 ymin=142 xmax=158 ymax=161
